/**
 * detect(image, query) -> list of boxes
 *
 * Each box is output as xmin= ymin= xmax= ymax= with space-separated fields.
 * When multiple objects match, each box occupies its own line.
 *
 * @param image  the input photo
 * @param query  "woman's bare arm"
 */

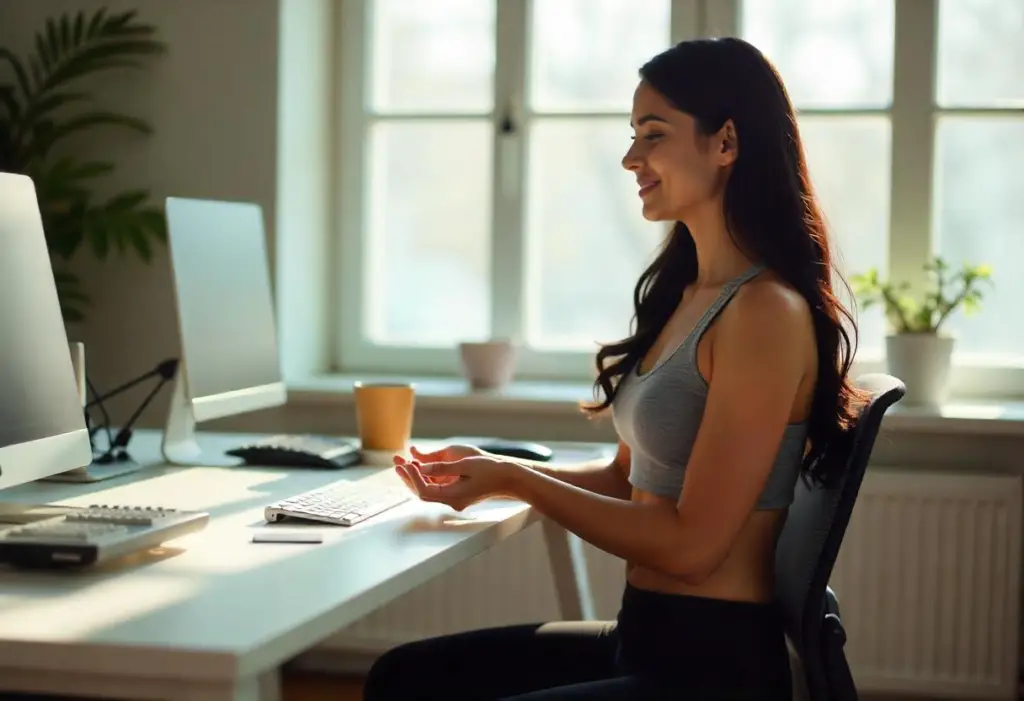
xmin=506 ymin=440 xmax=632 ymax=500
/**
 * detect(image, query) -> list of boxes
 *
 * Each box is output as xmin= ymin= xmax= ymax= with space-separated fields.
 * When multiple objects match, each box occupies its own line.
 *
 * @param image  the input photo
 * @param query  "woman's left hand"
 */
xmin=394 ymin=454 xmax=520 ymax=512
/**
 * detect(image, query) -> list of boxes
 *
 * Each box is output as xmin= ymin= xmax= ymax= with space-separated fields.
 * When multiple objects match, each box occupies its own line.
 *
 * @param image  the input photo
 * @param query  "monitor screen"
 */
xmin=165 ymin=197 xmax=283 ymax=404
xmin=0 ymin=173 xmax=91 ymax=486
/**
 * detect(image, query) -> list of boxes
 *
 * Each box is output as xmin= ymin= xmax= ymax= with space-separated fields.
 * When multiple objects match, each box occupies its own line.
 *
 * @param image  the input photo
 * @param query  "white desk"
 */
xmin=0 ymin=430 xmax=603 ymax=701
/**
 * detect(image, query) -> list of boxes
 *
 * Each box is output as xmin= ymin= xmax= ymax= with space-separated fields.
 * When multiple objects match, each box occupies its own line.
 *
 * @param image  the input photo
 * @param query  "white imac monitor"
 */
xmin=161 ymin=197 xmax=287 ymax=465
xmin=0 ymin=173 xmax=93 ymax=489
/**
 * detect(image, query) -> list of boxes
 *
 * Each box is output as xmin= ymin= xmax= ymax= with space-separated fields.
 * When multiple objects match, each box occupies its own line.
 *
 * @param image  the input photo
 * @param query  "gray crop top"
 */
xmin=612 ymin=264 xmax=807 ymax=510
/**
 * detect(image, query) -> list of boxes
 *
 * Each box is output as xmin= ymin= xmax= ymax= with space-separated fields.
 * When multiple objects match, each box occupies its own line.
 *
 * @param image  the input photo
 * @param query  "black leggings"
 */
xmin=362 ymin=584 xmax=793 ymax=700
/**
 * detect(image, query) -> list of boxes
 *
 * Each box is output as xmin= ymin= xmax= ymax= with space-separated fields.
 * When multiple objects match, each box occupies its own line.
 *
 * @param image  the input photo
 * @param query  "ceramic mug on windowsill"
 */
xmin=458 ymin=339 xmax=518 ymax=391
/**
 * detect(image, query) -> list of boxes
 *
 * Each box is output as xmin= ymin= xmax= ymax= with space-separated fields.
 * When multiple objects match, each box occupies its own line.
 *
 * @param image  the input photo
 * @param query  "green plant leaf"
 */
xmin=21 ymin=90 xmax=90 ymax=126
xmin=34 ymin=33 xmax=52 ymax=73
xmin=37 ymin=40 xmax=165 ymax=95
xmin=5 ymin=8 xmax=166 ymax=323
xmin=852 ymin=254 xmax=996 ymax=334
xmin=52 ymin=266 xmax=89 ymax=323
xmin=139 ymin=208 xmax=167 ymax=242
xmin=45 ymin=17 xmax=62 ymax=59
xmin=35 ymin=110 xmax=151 ymax=156
xmin=0 ymin=84 xmax=18 ymax=120
xmin=0 ymin=48 xmax=33 ymax=102
xmin=31 ymin=158 xmax=115 ymax=201
xmin=84 ymin=207 xmax=110 ymax=260
xmin=105 ymin=189 xmax=149 ymax=211
xmin=129 ymin=225 xmax=153 ymax=261
xmin=86 ymin=8 xmax=109 ymax=38
xmin=72 ymin=11 xmax=86 ymax=45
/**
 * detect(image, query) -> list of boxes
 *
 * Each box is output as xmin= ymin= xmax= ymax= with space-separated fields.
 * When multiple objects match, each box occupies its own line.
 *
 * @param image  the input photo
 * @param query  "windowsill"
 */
xmin=287 ymin=374 xmax=594 ymax=415
xmin=287 ymin=374 xmax=1024 ymax=436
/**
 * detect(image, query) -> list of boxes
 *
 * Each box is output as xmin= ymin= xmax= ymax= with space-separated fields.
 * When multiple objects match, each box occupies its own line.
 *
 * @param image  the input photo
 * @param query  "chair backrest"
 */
xmin=774 ymin=373 xmax=906 ymax=693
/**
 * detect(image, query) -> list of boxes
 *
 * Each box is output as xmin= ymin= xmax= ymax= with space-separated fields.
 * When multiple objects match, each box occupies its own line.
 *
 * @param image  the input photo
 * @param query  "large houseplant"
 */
xmin=0 ymin=8 xmax=166 ymax=322
xmin=851 ymin=256 xmax=993 ymax=407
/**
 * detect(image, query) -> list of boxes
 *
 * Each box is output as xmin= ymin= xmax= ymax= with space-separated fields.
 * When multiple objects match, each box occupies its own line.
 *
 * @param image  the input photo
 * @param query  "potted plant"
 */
xmin=0 ymin=8 xmax=166 ymax=323
xmin=851 ymin=256 xmax=993 ymax=407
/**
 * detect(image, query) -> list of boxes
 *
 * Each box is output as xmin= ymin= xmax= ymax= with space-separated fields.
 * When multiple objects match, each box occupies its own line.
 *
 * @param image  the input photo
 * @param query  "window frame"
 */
xmin=333 ymin=0 xmax=1024 ymax=398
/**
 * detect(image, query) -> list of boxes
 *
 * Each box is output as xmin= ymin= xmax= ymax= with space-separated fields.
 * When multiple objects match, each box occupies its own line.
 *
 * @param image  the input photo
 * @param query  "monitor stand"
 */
xmin=41 ymin=457 xmax=143 ymax=483
xmin=160 ymin=374 xmax=242 ymax=467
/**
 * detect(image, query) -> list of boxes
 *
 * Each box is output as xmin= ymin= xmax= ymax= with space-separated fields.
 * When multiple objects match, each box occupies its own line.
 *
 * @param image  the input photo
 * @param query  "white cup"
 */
xmin=458 ymin=339 xmax=518 ymax=391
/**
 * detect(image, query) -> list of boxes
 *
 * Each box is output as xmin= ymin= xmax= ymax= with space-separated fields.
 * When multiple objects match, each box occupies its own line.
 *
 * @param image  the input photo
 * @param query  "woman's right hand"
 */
xmin=393 ymin=444 xmax=485 ymax=489
xmin=408 ymin=444 xmax=485 ymax=464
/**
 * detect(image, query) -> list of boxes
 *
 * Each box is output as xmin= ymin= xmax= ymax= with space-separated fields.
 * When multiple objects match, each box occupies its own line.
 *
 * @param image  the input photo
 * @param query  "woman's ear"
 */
xmin=716 ymin=119 xmax=739 ymax=166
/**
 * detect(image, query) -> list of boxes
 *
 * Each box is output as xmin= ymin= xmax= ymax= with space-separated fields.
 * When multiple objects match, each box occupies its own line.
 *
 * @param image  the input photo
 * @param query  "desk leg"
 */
xmin=542 ymin=517 xmax=595 ymax=621
xmin=228 ymin=669 xmax=281 ymax=701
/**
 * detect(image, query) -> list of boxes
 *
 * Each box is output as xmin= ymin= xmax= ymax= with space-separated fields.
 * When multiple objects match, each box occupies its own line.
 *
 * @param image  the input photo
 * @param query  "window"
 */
xmin=337 ymin=0 xmax=684 ymax=377
xmin=336 ymin=0 xmax=1024 ymax=393
xmin=740 ymin=0 xmax=893 ymax=357
xmin=933 ymin=0 xmax=1024 ymax=361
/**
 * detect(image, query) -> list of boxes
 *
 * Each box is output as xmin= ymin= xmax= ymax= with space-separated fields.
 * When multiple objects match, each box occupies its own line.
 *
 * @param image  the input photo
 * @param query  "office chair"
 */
xmin=775 ymin=373 xmax=906 ymax=701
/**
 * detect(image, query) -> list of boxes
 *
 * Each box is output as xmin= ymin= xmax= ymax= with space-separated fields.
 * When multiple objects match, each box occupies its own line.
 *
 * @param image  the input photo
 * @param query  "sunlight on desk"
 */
xmin=0 ymin=573 xmax=200 ymax=640
xmin=44 ymin=467 xmax=301 ymax=514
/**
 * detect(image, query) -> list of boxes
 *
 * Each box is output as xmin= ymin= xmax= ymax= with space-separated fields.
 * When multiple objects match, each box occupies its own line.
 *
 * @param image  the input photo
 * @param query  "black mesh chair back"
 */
xmin=775 ymin=373 xmax=906 ymax=701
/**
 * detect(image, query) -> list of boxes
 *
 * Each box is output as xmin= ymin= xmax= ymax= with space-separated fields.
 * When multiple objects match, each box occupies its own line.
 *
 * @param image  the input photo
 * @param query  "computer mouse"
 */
xmin=476 ymin=440 xmax=554 ymax=463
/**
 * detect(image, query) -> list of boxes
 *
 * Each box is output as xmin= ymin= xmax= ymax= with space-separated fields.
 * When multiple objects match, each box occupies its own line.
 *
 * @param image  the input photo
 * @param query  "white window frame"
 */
xmin=334 ymin=0 xmax=701 ymax=381
xmin=334 ymin=0 xmax=1024 ymax=398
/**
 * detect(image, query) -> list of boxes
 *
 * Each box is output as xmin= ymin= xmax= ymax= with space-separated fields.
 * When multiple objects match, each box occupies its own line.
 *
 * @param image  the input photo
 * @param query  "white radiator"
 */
xmin=831 ymin=470 xmax=1022 ymax=699
xmin=309 ymin=469 xmax=1022 ymax=699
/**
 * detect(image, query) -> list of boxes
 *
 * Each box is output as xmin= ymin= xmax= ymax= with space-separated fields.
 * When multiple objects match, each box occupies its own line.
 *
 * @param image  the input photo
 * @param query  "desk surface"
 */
xmin=0 ymin=430 xmax=609 ymax=689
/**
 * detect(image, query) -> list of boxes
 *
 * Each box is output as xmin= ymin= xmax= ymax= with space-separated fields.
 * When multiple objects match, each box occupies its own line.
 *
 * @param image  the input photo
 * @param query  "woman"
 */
xmin=363 ymin=36 xmax=863 ymax=700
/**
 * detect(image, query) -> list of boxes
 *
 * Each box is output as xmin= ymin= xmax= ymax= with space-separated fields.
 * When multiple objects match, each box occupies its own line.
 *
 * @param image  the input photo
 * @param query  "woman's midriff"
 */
xmin=625 ymin=486 xmax=785 ymax=603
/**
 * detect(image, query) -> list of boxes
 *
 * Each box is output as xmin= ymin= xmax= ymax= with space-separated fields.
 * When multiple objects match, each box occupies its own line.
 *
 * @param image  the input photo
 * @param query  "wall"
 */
xmin=0 ymin=0 xmax=282 ymax=423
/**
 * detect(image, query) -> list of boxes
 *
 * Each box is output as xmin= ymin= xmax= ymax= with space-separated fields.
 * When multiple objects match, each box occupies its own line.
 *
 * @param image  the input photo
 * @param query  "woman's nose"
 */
xmin=622 ymin=144 xmax=642 ymax=171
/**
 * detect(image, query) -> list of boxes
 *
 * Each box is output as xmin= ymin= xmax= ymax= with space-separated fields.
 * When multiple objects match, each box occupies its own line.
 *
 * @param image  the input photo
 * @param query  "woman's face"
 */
xmin=622 ymin=81 xmax=737 ymax=222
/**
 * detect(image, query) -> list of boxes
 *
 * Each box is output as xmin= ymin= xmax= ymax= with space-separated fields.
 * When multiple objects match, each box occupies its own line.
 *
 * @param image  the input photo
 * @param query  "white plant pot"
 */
xmin=885 ymin=333 xmax=954 ymax=408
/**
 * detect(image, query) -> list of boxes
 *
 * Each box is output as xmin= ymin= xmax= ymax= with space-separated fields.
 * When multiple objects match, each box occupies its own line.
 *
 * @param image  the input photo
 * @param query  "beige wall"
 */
xmin=0 ymin=0 xmax=281 ymax=423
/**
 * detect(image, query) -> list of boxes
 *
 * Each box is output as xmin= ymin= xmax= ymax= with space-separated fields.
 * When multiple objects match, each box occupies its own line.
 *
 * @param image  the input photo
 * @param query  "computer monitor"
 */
xmin=161 ymin=197 xmax=287 ymax=465
xmin=0 ymin=173 xmax=93 ymax=490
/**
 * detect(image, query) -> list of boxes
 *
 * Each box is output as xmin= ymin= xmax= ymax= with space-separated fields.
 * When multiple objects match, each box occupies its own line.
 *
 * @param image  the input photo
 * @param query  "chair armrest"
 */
xmin=825 ymin=586 xmax=841 ymax=618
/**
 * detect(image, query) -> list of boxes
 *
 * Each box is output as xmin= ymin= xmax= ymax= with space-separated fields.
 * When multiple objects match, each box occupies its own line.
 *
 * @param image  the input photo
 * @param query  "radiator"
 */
xmin=831 ymin=470 xmax=1022 ymax=699
xmin=310 ymin=469 xmax=1022 ymax=699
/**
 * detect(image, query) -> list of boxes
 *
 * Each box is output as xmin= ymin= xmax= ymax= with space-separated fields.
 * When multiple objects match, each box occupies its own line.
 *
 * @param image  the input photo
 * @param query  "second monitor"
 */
xmin=161 ymin=197 xmax=287 ymax=465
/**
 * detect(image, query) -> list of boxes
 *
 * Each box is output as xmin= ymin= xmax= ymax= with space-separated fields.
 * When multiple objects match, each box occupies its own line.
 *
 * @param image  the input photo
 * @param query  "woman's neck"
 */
xmin=681 ymin=201 xmax=754 ymax=288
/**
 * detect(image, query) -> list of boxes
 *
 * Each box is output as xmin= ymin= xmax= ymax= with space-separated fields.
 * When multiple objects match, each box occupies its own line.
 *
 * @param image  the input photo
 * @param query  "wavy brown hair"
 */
xmin=583 ymin=38 xmax=866 ymax=487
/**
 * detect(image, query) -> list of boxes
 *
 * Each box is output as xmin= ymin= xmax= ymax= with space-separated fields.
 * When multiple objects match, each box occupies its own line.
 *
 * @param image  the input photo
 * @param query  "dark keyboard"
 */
xmin=0 ymin=505 xmax=209 ymax=569
xmin=225 ymin=434 xmax=361 ymax=469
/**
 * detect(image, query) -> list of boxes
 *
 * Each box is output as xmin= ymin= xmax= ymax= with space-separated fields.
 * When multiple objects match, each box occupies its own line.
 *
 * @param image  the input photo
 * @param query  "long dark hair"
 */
xmin=583 ymin=37 xmax=865 ymax=487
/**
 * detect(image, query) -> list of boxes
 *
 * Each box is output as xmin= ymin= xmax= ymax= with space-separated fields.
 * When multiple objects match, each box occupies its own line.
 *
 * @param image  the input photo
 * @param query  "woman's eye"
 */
xmin=644 ymin=133 xmax=664 ymax=142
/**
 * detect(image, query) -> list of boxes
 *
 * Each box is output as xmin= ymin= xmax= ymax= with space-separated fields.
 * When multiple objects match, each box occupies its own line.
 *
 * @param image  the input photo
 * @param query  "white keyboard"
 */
xmin=264 ymin=470 xmax=412 ymax=526
xmin=0 ymin=505 xmax=209 ymax=569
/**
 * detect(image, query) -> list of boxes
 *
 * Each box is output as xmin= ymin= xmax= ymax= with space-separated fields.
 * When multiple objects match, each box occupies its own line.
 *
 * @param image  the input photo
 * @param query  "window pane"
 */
xmin=366 ymin=121 xmax=492 ymax=345
xmin=798 ymin=116 xmax=891 ymax=355
xmin=529 ymin=0 xmax=670 ymax=113
xmin=934 ymin=117 xmax=1024 ymax=358
xmin=741 ymin=0 xmax=894 ymax=109
xmin=524 ymin=119 xmax=664 ymax=349
xmin=937 ymin=0 xmax=1024 ymax=107
xmin=369 ymin=0 xmax=495 ymax=113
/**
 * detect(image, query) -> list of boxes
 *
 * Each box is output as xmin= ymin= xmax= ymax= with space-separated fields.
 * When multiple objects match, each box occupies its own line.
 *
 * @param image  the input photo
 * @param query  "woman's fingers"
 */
xmin=410 ymin=445 xmax=441 ymax=462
